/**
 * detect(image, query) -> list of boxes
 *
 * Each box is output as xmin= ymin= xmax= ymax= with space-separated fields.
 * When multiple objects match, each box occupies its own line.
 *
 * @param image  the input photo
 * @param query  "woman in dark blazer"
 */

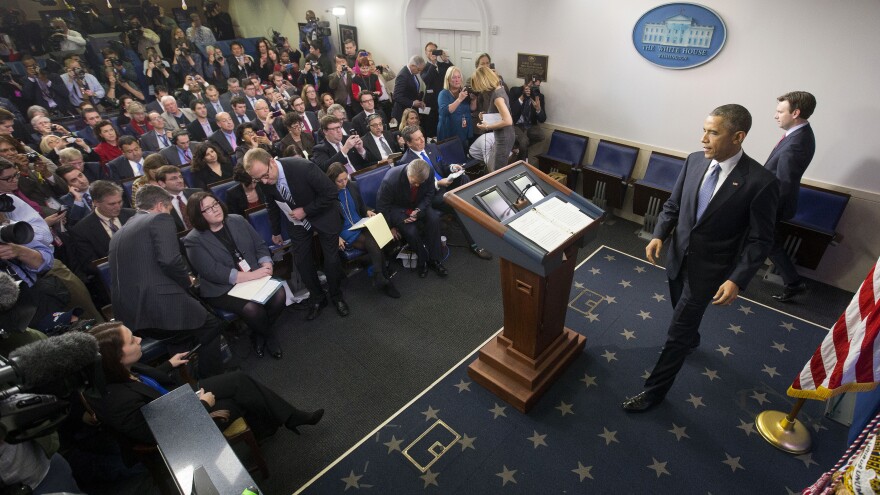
xmin=326 ymin=162 xmax=399 ymax=298
xmin=225 ymin=165 xmax=267 ymax=216
xmin=183 ymin=191 xmax=286 ymax=358
xmin=191 ymin=141 xmax=234 ymax=190
xmin=86 ymin=322 xmax=322 ymax=453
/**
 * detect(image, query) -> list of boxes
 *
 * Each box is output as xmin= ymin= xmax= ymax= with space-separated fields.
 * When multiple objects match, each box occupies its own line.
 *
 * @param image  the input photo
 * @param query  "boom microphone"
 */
xmin=2 ymin=332 xmax=99 ymax=396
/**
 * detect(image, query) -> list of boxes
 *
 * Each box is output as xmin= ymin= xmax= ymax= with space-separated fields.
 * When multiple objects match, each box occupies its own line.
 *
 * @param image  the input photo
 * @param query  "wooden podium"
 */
xmin=445 ymin=161 xmax=604 ymax=412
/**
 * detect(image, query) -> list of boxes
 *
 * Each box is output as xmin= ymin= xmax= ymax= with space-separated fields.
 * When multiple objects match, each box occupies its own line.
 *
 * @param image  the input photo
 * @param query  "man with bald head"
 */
xmin=252 ymin=99 xmax=286 ymax=143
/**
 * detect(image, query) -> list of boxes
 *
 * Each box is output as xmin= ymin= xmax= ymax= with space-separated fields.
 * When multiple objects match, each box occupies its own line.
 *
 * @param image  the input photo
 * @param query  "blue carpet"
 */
xmin=297 ymin=246 xmax=846 ymax=494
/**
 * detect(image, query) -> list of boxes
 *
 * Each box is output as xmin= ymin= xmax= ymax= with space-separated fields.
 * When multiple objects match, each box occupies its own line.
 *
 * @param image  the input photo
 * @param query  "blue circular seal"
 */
xmin=632 ymin=3 xmax=727 ymax=70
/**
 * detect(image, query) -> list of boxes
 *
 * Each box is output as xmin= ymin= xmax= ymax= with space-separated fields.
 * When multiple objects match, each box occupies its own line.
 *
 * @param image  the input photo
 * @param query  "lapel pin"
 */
xmin=732 ymin=181 xmax=739 ymax=187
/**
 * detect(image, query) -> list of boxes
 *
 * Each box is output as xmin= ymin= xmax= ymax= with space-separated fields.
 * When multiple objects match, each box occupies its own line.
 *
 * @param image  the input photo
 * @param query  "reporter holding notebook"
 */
xmin=183 ymin=191 xmax=286 ymax=359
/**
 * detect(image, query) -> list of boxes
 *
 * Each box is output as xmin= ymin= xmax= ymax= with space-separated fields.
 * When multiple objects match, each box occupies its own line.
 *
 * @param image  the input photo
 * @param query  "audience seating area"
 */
xmin=581 ymin=140 xmax=640 ymax=210
xmin=535 ymin=130 xmax=588 ymax=190
xmin=775 ymin=184 xmax=850 ymax=270
xmin=632 ymin=152 xmax=685 ymax=237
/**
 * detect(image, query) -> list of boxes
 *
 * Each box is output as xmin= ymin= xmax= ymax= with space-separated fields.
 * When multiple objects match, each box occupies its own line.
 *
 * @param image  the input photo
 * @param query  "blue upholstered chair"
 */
xmin=632 ymin=152 xmax=685 ymax=237
xmin=535 ymin=130 xmax=589 ymax=189
xmin=209 ymin=179 xmax=237 ymax=203
xmin=581 ymin=140 xmax=640 ymax=210
xmin=437 ymin=136 xmax=481 ymax=170
xmin=179 ymin=165 xmax=194 ymax=188
xmin=775 ymin=185 xmax=850 ymax=270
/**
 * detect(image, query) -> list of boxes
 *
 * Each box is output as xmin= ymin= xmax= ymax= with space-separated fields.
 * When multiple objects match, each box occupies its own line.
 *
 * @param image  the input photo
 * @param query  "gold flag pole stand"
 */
xmin=756 ymin=398 xmax=812 ymax=454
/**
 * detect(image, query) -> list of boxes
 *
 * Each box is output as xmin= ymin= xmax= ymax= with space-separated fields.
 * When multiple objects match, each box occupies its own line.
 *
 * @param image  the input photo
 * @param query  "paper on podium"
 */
xmin=349 ymin=212 xmax=393 ymax=248
xmin=508 ymin=197 xmax=594 ymax=252
xmin=228 ymin=276 xmax=283 ymax=303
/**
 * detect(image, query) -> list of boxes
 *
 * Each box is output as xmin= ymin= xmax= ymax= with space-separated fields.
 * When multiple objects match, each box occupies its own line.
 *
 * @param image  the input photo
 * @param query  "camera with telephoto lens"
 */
xmin=123 ymin=19 xmax=143 ymax=45
xmin=49 ymin=27 xmax=66 ymax=51
xmin=0 ymin=195 xmax=34 ymax=245
xmin=177 ymin=45 xmax=190 ymax=57
xmin=25 ymin=152 xmax=38 ymax=164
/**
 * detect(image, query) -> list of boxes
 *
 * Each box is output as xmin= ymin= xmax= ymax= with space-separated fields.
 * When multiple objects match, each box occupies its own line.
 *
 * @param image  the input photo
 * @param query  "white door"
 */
xmin=418 ymin=29 xmax=481 ymax=70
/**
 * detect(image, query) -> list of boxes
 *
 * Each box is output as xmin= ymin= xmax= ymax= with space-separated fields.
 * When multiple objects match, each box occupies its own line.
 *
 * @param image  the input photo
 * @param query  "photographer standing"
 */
xmin=329 ymin=54 xmax=356 ymax=118
xmin=186 ymin=13 xmax=216 ymax=46
xmin=171 ymin=40 xmax=206 ymax=81
xmin=143 ymin=47 xmax=171 ymax=98
xmin=48 ymin=18 xmax=86 ymax=57
xmin=509 ymin=77 xmax=546 ymax=161
xmin=20 ymin=56 xmax=73 ymax=117
xmin=123 ymin=15 xmax=162 ymax=61
xmin=61 ymin=57 xmax=106 ymax=108
xmin=203 ymin=45 xmax=230 ymax=90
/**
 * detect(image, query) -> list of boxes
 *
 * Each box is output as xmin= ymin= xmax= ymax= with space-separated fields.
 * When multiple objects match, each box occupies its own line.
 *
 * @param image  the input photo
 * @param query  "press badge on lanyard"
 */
xmin=235 ymin=251 xmax=251 ymax=272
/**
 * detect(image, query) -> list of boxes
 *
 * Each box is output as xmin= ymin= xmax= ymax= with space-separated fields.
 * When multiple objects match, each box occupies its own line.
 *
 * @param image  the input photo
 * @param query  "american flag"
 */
xmin=788 ymin=257 xmax=880 ymax=400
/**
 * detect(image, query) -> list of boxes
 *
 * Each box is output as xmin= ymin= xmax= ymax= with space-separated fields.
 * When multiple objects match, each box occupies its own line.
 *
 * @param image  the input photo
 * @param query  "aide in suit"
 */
xmin=156 ymin=165 xmax=200 ymax=231
xmin=376 ymin=159 xmax=448 ymax=278
xmin=183 ymin=192 xmax=286 ymax=358
xmin=361 ymin=114 xmax=401 ymax=164
xmin=186 ymin=100 xmax=219 ymax=142
xmin=157 ymin=130 xmax=197 ymax=166
xmin=242 ymin=149 xmax=349 ymax=321
xmin=108 ymin=185 xmax=224 ymax=378
xmin=311 ymin=115 xmax=368 ymax=173
xmin=622 ymin=104 xmax=780 ymax=413
xmin=208 ymin=112 xmax=239 ymax=160
xmin=766 ymin=91 xmax=817 ymax=302
xmin=391 ymin=56 xmax=427 ymax=124
xmin=70 ymin=181 xmax=134 ymax=273
xmin=139 ymin=112 xmax=174 ymax=152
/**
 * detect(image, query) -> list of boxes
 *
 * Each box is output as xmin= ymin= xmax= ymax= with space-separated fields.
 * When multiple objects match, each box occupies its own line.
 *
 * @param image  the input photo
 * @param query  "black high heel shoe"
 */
xmin=286 ymin=408 xmax=324 ymax=434
xmin=251 ymin=334 xmax=265 ymax=358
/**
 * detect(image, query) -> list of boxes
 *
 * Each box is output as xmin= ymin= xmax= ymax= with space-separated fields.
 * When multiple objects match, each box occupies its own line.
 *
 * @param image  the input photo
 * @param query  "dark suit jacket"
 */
xmin=764 ymin=124 xmax=815 ymax=220
xmin=225 ymin=183 xmax=266 ymax=216
xmin=70 ymin=208 xmax=136 ymax=273
xmin=508 ymin=87 xmax=547 ymax=126
xmin=22 ymin=74 xmax=72 ymax=115
xmin=204 ymin=99 xmax=228 ymax=120
xmin=653 ymin=151 xmax=779 ymax=294
xmin=57 ymin=193 xmax=91 ymax=227
xmin=106 ymin=155 xmax=139 ymax=180
xmin=258 ymin=157 xmax=342 ymax=237
xmin=362 ymin=130 xmax=401 ymax=164
xmin=159 ymin=144 xmax=201 ymax=167
xmin=376 ymin=163 xmax=436 ymax=227
xmin=109 ymin=211 xmax=207 ymax=330
xmin=76 ymin=125 xmax=99 ymax=147
xmin=311 ymin=137 xmax=369 ymax=172
xmin=80 ymin=161 xmax=109 ymax=183
xmin=351 ymin=109 xmax=387 ymax=136
xmin=300 ymin=111 xmax=320 ymax=135
xmin=398 ymin=144 xmax=452 ymax=177
xmin=277 ymin=132 xmax=315 ymax=158
xmin=208 ymin=129 xmax=237 ymax=158
xmin=186 ymin=118 xmax=218 ymax=142
xmin=139 ymin=130 xmax=171 ymax=152
xmin=392 ymin=66 xmax=424 ymax=122
xmin=183 ymin=214 xmax=272 ymax=298
xmin=168 ymin=188 xmax=201 ymax=231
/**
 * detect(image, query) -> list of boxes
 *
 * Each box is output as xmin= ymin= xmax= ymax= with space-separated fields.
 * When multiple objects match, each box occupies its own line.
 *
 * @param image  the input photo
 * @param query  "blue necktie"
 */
xmin=421 ymin=151 xmax=441 ymax=181
xmin=695 ymin=163 xmax=720 ymax=221
xmin=82 ymin=192 xmax=93 ymax=209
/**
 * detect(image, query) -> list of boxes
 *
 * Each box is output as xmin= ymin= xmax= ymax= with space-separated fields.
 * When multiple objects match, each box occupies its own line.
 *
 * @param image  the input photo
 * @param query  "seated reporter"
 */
xmin=40 ymin=133 xmax=98 ymax=165
xmin=130 ymin=153 xmax=169 ymax=200
xmin=183 ymin=192 xmax=286 ymax=359
xmin=87 ymin=321 xmax=323 ymax=450
xmin=234 ymin=122 xmax=273 ymax=165
xmin=225 ymin=165 xmax=266 ymax=216
xmin=327 ymin=163 xmax=400 ymax=298
xmin=191 ymin=142 xmax=234 ymax=190
xmin=278 ymin=112 xmax=315 ymax=159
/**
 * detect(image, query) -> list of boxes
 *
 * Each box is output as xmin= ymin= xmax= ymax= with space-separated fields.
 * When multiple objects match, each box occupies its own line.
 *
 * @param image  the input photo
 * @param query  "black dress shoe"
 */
xmin=306 ymin=299 xmax=327 ymax=321
xmin=287 ymin=300 xmax=310 ymax=311
xmin=251 ymin=335 xmax=265 ymax=358
xmin=335 ymin=300 xmax=350 ymax=317
xmin=382 ymin=281 xmax=401 ymax=299
xmin=418 ymin=263 xmax=428 ymax=278
xmin=265 ymin=337 xmax=282 ymax=359
xmin=428 ymin=260 xmax=448 ymax=277
xmin=286 ymin=408 xmax=325 ymax=434
xmin=471 ymin=246 xmax=493 ymax=260
xmin=772 ymin=281 xmax=807 ymax=302
xmin=621 ymin=391 xmax=663 ymax=413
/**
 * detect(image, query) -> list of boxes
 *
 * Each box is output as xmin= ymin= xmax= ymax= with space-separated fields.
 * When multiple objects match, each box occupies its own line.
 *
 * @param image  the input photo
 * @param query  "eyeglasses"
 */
xmin=326 ymin=126 xmax=343 ymax=132
xmin=200 ymin=201 xmax=222 ymax=213
xmin=0 ymin=172 xmax=20 ymax=182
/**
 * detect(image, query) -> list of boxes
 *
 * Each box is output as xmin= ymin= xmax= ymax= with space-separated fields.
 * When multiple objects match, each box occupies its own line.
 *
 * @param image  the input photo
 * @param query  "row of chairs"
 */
xmin=535 ymin=129 xmax=849 ymax=270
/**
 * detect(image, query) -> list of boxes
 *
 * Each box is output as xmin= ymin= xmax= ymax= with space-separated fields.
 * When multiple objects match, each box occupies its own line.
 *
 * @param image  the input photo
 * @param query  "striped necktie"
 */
xmin=695 ymin=164 xmax=720 ymax=221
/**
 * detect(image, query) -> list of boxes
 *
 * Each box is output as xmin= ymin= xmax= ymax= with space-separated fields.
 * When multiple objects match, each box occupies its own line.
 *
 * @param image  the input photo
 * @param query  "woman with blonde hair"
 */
xmin=131 ymin=153 xmax=169 ymax=199
xmin=437 ymin=66 xmax=476 ymax=149
xmin=471 ymin=66 xmax=514 ymax=171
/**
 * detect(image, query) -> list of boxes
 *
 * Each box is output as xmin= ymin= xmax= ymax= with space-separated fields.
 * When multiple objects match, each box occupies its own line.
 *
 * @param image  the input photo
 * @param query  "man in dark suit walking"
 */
xmin=243 ymin=148 xmax=349 ymax=321
xmin=392 ymin=56 xmax=427 ymax=124
xmin=622 ymin=104 xmax=779 ymax=413
xmin=109 ymin=184 xmax=224 ymax=378
xmin=765 ymin=91 xmax=817 ymax=303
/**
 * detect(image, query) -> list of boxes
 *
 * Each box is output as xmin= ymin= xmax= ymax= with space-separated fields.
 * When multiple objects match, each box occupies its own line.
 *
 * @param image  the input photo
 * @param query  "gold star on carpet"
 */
xmin=637 ymin=310 xmax=652 ymax=320
xmin=604 ymin=295 xmax=617 ymax=304
xmin=601 ymin=350 xmax=617 ymax=362
xmin=604 ymin=254 xmax=615 ymax=261
xmin=701 ymin=368 xmax=720 ymax=381
xmin=556 ymin=401 xmax=574 ymax=416
xmin=585 ymin=313 xmax=600 ymax=322
xmin=641 ymin=369 xmax=651 ymax=379
xmin=341 ymin=470 xmax=362 ymax=491
xmin=496 ymin=465 xmax=517 ymax=486
xmin=736 ymin=419 xmax=756 ymax=436
xmin=716 ymin=345 xmax=733 ymax=357
xmin=750 ymin=391 xmax=769 ymax=405
xmin=420 ymin=469 xmax=439 ymax=488
xmin=421 ymin=405 xmax=439 ymax=421
xmin=589 ymin=267 xmax=601 ymax=275
xmin=722 ymin=453 xmax=744 ymax=472
xmin=634 ymin=265 xmax=646 ymax=273
xmin=618 ymin=280 xmax=632 ymax=288
xmin=620 ymin=329 xmax=636 ymax=340
xmin=795 ymin=453 xmax=819 ymax=468
xmin=574 ymin=281 xmax=585 ymax=288
xmin=781 ymin=321 xmax=797 ymax=332
xmin=771 ymin=341 xmax=789 ymax=353
xmin=527 ymin=430 xmax=548 ymax=448
xmin=383 ymin=435 xmax=404 ymax=454
xmin=598 ymin=427 xmax=619 ymax=445
xmin=459 ymin=433 xmax=476 ymax=451
xmin=572 ymin=462 xmax=594 ymax=481
xmin=761 ymin=364 xmax=780 ymax=378
xmin=454 ymin=379 xmax=471 ymax=393
xmin=489 ymin=403 xmax=507 ymax=419
xmin=647 ymin=458 xmax=670 ymax=477
xmin=785 ymin=488 xmax=800 ymax=495
xmin=686 ymin=394 xmax=705 ymax=408
xmin=668 ymin=423 xmax=690 ymax=441
xmin=811 ymin=421 xmax=828 ymax=433
xmin=652 ymin=292 xmax=666 ymax=302
xmin=728 ymin=324 xmax=744 ymax=335
xmin=580 ymin=373 xmax=597 ymax=388
xmin=738 ymin=305 xmax=753 ymax=315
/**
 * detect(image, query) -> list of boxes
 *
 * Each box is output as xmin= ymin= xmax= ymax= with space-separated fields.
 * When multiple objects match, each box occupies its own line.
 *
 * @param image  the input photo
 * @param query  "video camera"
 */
xmin=123 ymin=18 xmax=144 ymax=45
xmin=0 ymin=194 xmax=35 ymax=246
xmin=177 ymin=44 xmax=191 ymax=57
xmin=48 ymin=27 xmax=66 ymax=52
xmin=271 ymin=29 xmax=287 ymax=52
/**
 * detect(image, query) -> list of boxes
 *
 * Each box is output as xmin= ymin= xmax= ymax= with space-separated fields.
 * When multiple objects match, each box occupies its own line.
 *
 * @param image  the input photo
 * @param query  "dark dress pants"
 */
xmin=288 ymin=223 xmax=344 ymax=304
xmin=138 ymin=313 xmax=224 ymax=379
xmin=643 ymin=259 xmax=717 ymax=399
xmin=767 ymin=232 xmax=801 ymax=287
xmin=396 ymin=206 xmax=442 ymax=265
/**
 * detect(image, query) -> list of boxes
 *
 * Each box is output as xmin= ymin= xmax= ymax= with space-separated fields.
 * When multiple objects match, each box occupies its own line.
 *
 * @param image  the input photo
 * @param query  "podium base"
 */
xmin=468 ymin=327 xmax=586 ymax=413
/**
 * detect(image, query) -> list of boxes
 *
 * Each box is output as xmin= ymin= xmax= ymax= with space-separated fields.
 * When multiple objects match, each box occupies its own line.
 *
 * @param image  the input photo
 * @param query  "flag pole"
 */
xmin=756 ymin=398 xmax=811 ymax=454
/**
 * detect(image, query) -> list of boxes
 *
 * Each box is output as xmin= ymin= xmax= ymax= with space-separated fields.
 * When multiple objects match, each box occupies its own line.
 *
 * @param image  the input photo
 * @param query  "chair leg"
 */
xmin=241 ymin=429 xmax=270 ymax=480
